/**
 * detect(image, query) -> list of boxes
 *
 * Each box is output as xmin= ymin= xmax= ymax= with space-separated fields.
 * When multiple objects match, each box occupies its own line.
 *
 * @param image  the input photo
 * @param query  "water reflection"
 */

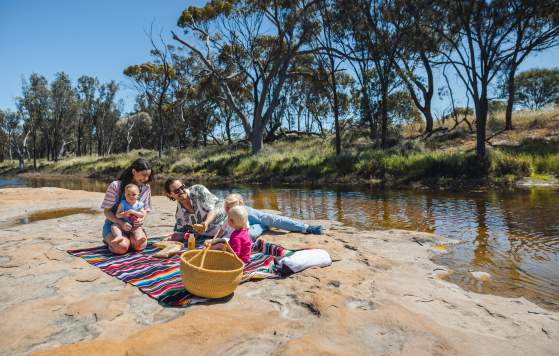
xmin=236 ymin=186 xmax=559 ymax=309
xmin=1 ymin=176 xmax=558 ymax=309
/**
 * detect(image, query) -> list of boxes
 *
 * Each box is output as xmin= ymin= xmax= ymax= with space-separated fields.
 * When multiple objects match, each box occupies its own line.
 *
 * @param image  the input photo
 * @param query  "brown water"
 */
xmin=17 ymin=207 xmax=99 ymax=225
xmin=2 ymin=176 xmax=558 ymax=309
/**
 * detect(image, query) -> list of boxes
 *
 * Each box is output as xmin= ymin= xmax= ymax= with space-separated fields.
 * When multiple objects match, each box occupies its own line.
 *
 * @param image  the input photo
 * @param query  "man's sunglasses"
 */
xmin=173 ymin=184 xmax=187 ymax=195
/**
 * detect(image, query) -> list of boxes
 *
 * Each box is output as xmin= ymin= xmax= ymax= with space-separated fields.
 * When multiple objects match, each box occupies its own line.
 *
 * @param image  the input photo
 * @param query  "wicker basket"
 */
xmin=180 ymin=242 xmax=245 ymax=298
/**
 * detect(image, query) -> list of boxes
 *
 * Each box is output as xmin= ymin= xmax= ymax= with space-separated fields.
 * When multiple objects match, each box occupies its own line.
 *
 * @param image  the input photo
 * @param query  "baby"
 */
xmin=218 ymin=193 xmax=249 ymax=238
xmin=210 ymin=204 xmax=252 ymax=264
xmin=111 ymin=183 xmax=146 ymax=244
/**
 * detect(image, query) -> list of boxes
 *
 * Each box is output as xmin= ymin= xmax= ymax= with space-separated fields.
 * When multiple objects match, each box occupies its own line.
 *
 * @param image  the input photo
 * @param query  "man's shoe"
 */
xmin=306 ymin=225 xmax=323 ymax=235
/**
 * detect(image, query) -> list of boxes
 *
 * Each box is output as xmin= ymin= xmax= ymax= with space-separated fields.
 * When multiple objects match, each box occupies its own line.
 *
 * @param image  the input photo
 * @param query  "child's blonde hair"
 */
xmin=125 ymin=183 xmax=139 ymax=193
xmin=228 ymin=205 xmax=248 ymax=229
xmin=224 ymin=193 xmax=244 ymax=207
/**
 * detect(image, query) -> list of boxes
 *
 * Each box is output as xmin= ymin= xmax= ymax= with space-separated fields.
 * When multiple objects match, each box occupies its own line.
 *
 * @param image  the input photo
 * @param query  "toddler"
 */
xmin=210 ymin=205 xmax=252 ymax=264
xmin=111 ymin=183 xmax=146 ymax=245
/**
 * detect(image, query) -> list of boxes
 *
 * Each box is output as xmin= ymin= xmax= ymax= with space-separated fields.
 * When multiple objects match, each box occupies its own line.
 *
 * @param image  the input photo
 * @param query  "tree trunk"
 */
xmin=32 ymin=130 xmax=37 ymax=170
xmin=380 ymin=83 xmax=389 ymax=149
xmin=504 ymin=65 xmax=517 ymax=131
xmin=225 ymin=112 xmax=232 ymax=144
xmin=250 ymin=118 xmax=264 ymax=154
xmin=331 ymin=73 xmax=341 ymax=155
xmin=475 ymin=97 xmax=488 ymax=159
xmin=158 ymin=112 xmax=163 ymax=159
xmin=423 ymin=105 xmax=434 ymax=134
xmin=422 ymin=51 xmax=435 ymax=133
xmin=77 ymin=125 xmax=83 ymax=156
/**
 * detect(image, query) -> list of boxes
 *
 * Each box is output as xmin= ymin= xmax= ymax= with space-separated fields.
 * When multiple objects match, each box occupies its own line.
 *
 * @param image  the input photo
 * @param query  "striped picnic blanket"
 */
xmin=67 ymin=239 xmax=293 ymax=307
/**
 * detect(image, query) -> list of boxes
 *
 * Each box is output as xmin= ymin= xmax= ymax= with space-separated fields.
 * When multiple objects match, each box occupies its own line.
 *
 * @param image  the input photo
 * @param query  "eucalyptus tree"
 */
xmin=93 ymin=81 xmax=121 ymax=156
xmin=387 ymin=0 xmax=442 ymax=134
xmin=386 ymin=90 xmax=422 ymax=126
xmin=501 ymin=0 xmax=559 ymax=130
xmin=19 ymin=73 xmax=50 ymax=168
xmin=124 ymin=38 xmax=176 ymax=158
xmin=172 ymin=0 xmax=322 ymax=154
xmin=512 ymin=68 xmax=559 ymax=110
xmin=282 ymin=54 xmax=337 ymax=136
xmin=314 ymin=0 xmax=349 ymax=154
xmin=50 ymin=72 xmax=79 ymax=161
xmin=0 ymin=110 xmax=7 ymax=161
xmin=2 ymin=110 xmax=26 ymax=168
xmin=433 ymin=0 xmax=519 ymax=158
xmin=337 ymin=0 xmax=406 ymax=149
xmin=76 ymin=75 xmax=100 ymax=156
xmin=183 ymin=74 xmax=222 ymax=146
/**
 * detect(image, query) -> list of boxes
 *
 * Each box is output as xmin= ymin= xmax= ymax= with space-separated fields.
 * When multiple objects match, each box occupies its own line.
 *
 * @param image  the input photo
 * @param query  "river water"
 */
xmin=2 ymin=176 xmax=558 ymax=309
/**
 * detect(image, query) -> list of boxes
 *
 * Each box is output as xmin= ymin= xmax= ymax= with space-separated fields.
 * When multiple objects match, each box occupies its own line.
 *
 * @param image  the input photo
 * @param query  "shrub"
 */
xmin=387 ymin=140 xmax=425 ymax=156
xmin=490 ymin=151 xmax=531 ymax=177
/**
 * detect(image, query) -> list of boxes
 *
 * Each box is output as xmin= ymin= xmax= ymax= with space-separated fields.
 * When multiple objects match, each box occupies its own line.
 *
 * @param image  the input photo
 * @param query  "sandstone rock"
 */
xmin=0 ymin=188 xmax=557 ymax=356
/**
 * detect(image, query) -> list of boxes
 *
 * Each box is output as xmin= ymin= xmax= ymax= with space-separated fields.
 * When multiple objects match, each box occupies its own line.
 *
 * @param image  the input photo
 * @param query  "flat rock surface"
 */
xmin=0 ymin=187 xmax=558 ymax=355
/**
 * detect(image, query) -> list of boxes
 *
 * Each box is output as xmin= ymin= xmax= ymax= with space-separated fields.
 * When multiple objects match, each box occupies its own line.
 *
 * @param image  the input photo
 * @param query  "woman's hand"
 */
xmin=121 ymin=222 xmax=133 ymax=232
xmin=193 ymin=222 xmax=208 ymax=233
xmin=133 ymin=216 xmax=144 ymax=228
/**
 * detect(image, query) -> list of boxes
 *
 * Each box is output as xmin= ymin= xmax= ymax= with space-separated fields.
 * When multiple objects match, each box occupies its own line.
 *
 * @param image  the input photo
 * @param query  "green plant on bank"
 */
xmin=1 ymin=110 xmax=557 ymax=186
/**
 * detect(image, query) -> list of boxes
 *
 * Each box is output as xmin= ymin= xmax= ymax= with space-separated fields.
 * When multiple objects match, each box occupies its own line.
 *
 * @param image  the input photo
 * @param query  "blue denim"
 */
xmin=245 ymin=206 xmax=307 ymax=240
xmin=102 ymin=219 xmax=113 ymax=238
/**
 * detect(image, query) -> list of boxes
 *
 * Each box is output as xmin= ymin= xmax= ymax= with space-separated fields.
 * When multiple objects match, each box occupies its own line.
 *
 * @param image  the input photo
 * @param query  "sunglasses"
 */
xmin=173 ymin=184 xmax=187 ymax=195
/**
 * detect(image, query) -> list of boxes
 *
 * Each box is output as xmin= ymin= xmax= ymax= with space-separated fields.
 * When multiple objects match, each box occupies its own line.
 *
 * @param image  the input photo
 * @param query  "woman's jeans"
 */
xmin=246 ymin=206 xmax=306 ymax=240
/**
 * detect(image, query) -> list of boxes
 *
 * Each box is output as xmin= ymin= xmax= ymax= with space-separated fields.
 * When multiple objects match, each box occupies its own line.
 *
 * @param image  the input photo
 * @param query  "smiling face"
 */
xmin=131 ymin=168 xmax=151 ymax=185
xmin=124 ymin=185 xmax=140 ymax=205
xmin=167 ymin=179 xmax=189 ymax=202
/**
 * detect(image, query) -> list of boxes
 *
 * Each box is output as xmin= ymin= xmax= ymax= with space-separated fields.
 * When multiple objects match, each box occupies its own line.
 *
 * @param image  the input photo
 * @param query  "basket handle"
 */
xmin=199 ymin=243 xmax=211 ymax=268
xmin=199 ymin=241 xmax=239 ymax=268
xmin=222 ymin=241 xmax=244 ymax=263
xmin=221 ymin=241 xmax=236 ymax=254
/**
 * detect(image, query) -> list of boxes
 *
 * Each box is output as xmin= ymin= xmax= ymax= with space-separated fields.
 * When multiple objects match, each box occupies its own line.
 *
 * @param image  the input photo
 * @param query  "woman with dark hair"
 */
xmin=100 ymin=158 xmax=153 ymax=254
xmin=164 ymin=177 xmax=322 ymax=240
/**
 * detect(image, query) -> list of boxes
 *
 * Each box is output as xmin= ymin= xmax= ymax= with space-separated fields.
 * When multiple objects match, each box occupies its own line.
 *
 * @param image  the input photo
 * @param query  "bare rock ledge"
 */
xmin=0 ymin=188 xmax=557 ymax=355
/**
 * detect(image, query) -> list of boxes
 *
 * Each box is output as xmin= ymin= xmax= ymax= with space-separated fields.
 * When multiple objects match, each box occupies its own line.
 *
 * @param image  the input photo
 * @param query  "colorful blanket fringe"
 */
xmin=67 ymin=239 xmax=293 ymax=307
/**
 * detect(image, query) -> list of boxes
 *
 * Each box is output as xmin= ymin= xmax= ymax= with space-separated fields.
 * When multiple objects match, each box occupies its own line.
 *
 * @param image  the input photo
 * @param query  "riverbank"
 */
xmin=1 ymin=110 xmax=557 ymax=188
xmin=1 ymin=187 xmax=558 ymax=355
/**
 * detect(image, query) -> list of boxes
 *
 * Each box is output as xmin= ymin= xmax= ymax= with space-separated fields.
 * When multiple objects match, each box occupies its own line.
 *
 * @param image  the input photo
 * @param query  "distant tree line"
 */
xmin=2 ymin=0 xmax=558 ymax=167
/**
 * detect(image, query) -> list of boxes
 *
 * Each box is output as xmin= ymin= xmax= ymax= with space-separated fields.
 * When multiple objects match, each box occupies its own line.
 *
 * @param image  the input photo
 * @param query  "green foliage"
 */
xmin=124 ymin=63 xmax=176 ymax=80
xmin=387 ymin=91 xmax=422 ymax=125
xmin=3 ymin=131 xmax=558 ymax=185
xmin=488 ymin=99 xmax=507 ymax=113
xmin=514 ymin=68 xmax=559 ymax=110
xmin=490 ymin=151 xmax=532 ymax=177
xmin=178 ymin=0 xmax=236 ymax=27
xmin=531 ymin=155 xmax=559 ymax=176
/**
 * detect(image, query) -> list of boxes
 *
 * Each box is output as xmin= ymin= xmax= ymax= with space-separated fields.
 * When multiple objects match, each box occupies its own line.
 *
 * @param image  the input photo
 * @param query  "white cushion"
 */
xmin=279 ymin=249 xmax=332 ymax=273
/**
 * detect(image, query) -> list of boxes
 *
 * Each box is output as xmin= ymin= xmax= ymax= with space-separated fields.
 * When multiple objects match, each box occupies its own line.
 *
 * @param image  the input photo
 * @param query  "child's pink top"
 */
xmin=228 ymin=228 xmax=252 ymax=263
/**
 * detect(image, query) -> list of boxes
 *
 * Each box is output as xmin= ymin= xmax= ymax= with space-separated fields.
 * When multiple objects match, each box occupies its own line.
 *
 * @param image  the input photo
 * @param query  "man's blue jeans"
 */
xmin=246 ymin=206 xmax=307 ymax=240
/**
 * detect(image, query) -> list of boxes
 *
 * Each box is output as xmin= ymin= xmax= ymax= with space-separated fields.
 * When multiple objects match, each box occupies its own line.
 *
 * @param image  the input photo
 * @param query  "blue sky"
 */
xmin=0 ymin=0 xmax=202 ymax=112
xmin=1 ymin=0 xmax=558 ymax=115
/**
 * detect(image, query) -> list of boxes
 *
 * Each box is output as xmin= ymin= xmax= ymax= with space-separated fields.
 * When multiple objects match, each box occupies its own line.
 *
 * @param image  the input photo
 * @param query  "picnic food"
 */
xmin=153 ymin=240 xmax=183 ymax=258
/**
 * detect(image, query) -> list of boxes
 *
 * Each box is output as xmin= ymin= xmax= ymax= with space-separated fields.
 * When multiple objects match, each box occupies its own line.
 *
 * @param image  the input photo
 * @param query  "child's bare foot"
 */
xmin=130 ymin=230 xmax=147 ymax=251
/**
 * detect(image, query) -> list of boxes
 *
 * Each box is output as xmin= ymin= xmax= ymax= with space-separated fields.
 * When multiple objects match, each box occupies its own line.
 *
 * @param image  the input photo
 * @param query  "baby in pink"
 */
xmin=211 ymin=205 xmax=252 ymax=263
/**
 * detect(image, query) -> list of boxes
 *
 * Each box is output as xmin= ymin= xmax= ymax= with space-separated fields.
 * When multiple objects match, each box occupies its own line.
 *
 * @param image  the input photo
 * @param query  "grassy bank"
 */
xmin=1 ymin=109 xmax=558 ymax=187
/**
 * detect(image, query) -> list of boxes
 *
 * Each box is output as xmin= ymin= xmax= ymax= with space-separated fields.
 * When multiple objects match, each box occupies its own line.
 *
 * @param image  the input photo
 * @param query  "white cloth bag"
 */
xmin=279 ymin=249 xmax=332 ymax=273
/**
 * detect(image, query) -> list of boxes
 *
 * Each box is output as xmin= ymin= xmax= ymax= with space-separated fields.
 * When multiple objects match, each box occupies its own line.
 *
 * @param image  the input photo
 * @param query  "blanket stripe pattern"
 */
xmin=67 ymin=239 xmax=292 ymax=307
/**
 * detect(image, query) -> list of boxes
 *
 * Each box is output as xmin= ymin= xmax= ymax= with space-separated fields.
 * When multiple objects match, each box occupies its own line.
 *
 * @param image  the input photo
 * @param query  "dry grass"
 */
xmin=1 ymin=109 xmax=557 ymax=186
